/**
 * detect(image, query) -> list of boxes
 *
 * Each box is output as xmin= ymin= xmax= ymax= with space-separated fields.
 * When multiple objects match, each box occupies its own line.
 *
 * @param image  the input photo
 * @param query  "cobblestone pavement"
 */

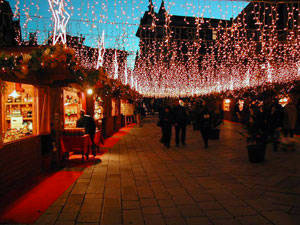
xmin=34 ymin=117 xmax=300 ymax=225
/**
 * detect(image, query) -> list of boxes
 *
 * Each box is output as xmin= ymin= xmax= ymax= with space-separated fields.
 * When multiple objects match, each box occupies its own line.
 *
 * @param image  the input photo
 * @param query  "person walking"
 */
xmin=158 ymin=105 xmax=173 ymax=148
xmin=267 ymin=101 xmax=284 ymax=152
xmin=191 ymin=101 xmax=201 ymax=131
xmin=198 ymin=102 xmax=212 ymax=149
xmin=173 ymin=100 xmax=189 ymax=147
xmin=283 ymin=96 xmax=298 ymax=138
xmin=210 ymin=102 xmax=223 ymax=139
xmin=158 ymin=103 xmax=166 ymax=143
xmin=134 ymin=103 xmax=143 ymax=127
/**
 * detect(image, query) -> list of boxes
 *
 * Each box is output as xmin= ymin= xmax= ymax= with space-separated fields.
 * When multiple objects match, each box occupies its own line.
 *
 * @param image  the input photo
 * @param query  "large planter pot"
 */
xmin=247 ymin=144 xmax=266 ymax=163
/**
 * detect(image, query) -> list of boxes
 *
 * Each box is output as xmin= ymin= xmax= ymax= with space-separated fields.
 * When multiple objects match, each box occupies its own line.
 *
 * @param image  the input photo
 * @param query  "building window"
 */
xmin=212 ymin=30 xmax=217 ymax=40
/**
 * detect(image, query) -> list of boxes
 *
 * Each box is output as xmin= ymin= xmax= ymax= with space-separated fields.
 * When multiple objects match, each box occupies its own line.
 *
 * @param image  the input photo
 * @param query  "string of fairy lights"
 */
xmin=7 ymin=0 xmax=300 ymax=97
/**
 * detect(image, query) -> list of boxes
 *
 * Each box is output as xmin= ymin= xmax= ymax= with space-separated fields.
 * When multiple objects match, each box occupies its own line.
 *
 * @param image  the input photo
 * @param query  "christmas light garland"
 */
xmin=5 ymin=0 xmax=300 ymax=97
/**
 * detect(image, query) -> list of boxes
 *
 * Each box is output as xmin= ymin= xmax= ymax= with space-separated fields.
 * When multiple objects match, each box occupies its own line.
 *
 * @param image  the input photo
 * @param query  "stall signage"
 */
xmin=11 ymin=116 xmax=23 ymax=129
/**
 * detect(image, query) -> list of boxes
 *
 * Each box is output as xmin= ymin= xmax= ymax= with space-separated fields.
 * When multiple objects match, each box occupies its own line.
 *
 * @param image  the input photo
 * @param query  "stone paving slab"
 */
xmin=4 ymin=117 xmax=300 ymax=225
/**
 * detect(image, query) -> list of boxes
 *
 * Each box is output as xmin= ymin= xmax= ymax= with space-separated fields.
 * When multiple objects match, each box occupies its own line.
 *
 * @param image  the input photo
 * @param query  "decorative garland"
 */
xmin=0 ymin=45 xmax=140 ymax=100
xmin=0 ymin=79 xmax=6 ymax=95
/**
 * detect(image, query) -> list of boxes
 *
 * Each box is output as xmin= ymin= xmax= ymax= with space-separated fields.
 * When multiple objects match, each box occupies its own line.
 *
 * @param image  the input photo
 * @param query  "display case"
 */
xmin=121 ymin=99 xmax=134 ymax=116
xmin=94 ymin=96 xmax=104 ymax=120
xmin=63 ymin=88 xmax=83 ymax=128
xmin=1 ymin=82 xmax=37 ymax=143
xmin=223 ymin=99 xmax=231 ymax=112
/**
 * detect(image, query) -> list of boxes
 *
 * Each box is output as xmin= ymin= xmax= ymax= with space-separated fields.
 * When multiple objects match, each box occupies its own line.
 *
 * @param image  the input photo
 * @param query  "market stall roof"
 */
xmin=0 ymin=45 xmax=79 ymax=86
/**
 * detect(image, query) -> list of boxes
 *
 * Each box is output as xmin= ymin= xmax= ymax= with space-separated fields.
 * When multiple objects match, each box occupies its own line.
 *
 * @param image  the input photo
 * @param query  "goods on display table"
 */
xmin=1 ymin=82 xmax=36 ymax=143
xmin=63 ymin=88 xmax=83 ymax=128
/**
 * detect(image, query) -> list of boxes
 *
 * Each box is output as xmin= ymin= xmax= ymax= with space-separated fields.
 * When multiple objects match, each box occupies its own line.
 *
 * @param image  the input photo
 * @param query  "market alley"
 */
xmin=9 ymin=117 xmax=300 ymax=225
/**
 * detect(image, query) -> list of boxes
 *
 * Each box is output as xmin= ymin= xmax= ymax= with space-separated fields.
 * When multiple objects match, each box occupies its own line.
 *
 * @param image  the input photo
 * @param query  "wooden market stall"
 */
xmin=0 ymin=46 xmax=82 ymax=196
xmin=0 ymin=78 xmax=51 ymax=197
xmin=0 ymin=44 xmax=140 ymax=196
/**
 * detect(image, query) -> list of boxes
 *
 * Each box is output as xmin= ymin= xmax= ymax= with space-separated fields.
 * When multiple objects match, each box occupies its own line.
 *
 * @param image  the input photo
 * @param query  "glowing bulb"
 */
xmin=87 ymin=89 xmax=93 ymax=95
xmin=9 ymin=90 xmax=21 ymax=98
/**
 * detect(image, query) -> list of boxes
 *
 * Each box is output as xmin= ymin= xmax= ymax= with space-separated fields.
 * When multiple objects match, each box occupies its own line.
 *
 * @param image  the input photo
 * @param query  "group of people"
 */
xmin=245 ymin=96 xmax=298 ymax=151
xmin=158 ymin=99 xmax=223 ymax=149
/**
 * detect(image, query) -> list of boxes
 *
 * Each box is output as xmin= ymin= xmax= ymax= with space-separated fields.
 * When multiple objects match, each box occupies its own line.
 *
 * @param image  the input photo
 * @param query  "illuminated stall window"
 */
xmin=63 ymin=88 xmax=83 ymax=128
xmin=94 ymin=96 xmax=104 ymax=120
xmin=223 ymin=99 xmax=231 ymax=112
xmin=111 ymin=98 xmax=116 ymax=117
xmin=1 ymin=82 xmax=37 ymax=143
xmin=121 ymin=100 xmax=134 ymax=116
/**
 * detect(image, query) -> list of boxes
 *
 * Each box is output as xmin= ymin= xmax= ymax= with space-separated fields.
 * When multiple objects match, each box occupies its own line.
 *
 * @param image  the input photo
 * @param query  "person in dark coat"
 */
xmin=211 ymin=102 xmax=223 ymax=131
xmin=198 ymin=103 xmax=212 ymax=149
xmin=158 ymin=104 xmax=166 ymax=143
xmin=158 ymin=106 xmax=173 ymax=148
xmin=76 ymin=110 xmax=86 ymax=128
xmin=233 ymin=102 xmax=241 ymax=122
xmin=173 ymin=100 xmax=189 ymax=147
xmin=267 ymin=101 xmax=284 ymax=151
xmin=191 ymin=101 xmax=203 ymax=131
xmin=283 ymin=97 xmax=298 ymax=138
xmin=77 ymin=110 xmax=97 ymax=156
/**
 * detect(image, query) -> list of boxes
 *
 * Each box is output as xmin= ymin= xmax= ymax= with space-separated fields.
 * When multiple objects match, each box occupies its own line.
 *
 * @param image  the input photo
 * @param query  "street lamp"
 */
xmin=87 ymin=88 xmax=93 ymax=95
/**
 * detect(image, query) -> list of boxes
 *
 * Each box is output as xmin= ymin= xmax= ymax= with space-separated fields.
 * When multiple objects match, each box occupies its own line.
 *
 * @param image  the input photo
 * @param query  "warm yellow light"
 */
xmin=279 ymin=97 xmax=289 ymax=107
xmin=8 ymin=90 xmax=20 ymax=98
xmin=224 ymin=99 xmax=231 ymax=104
xmin=87 ymin=89 xmax=93 ymax=95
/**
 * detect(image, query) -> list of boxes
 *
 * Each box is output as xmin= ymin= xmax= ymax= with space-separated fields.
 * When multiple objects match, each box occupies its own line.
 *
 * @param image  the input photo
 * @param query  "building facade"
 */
xmin=0 ymin=0 xmax=21 ymax=47
xmin=136 ymin=0 xmax=232 ymax=66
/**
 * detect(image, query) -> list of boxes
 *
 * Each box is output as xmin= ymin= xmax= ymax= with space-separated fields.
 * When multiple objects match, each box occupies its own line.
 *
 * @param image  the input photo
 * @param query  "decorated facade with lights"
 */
xmin=133 ymin=0 xmax=300 ymax=97
xmin=0 ymin=0 xmax=299 ymax=98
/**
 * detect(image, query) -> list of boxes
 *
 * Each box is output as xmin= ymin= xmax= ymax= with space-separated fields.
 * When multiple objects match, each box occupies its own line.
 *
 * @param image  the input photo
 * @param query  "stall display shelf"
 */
xmin=64 ymin=103 xmax=78 ymax=106
xmin=5 ymin=102 xmax=32 ymax=105
xmin=6 ymin=117 xmax=33 ymax=120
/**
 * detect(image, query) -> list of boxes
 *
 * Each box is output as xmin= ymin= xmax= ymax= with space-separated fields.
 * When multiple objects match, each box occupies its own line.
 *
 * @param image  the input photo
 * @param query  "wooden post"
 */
xmin=49 ymin=87 xmax=64 ymax=167
xmin=0 ymin=86 xmax=3 ymax=147
xmin=86 ymin=93 xmax=94 ymax=117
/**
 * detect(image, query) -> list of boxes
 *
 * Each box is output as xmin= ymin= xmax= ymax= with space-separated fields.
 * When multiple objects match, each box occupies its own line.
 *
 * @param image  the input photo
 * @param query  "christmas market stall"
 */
xmin=89 ymin=72 xmax=139 ymax=139
xmin=0 ymin=46 xmax=52 ymax=197
xmin=0 ymin=44 xmax=139 ymax=195
xmin=0 ymin=45 xmax=98 ymax=195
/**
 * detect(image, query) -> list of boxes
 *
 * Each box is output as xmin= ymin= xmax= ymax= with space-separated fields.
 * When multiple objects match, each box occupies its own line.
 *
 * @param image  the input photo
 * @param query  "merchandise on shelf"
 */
xmin=94 ymin=96 xmax=104 ymax=120
xmin=2 ymin=82 xmax=36 ymax=143
xmin=63 ymin=88 xmax=83 ymax=128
